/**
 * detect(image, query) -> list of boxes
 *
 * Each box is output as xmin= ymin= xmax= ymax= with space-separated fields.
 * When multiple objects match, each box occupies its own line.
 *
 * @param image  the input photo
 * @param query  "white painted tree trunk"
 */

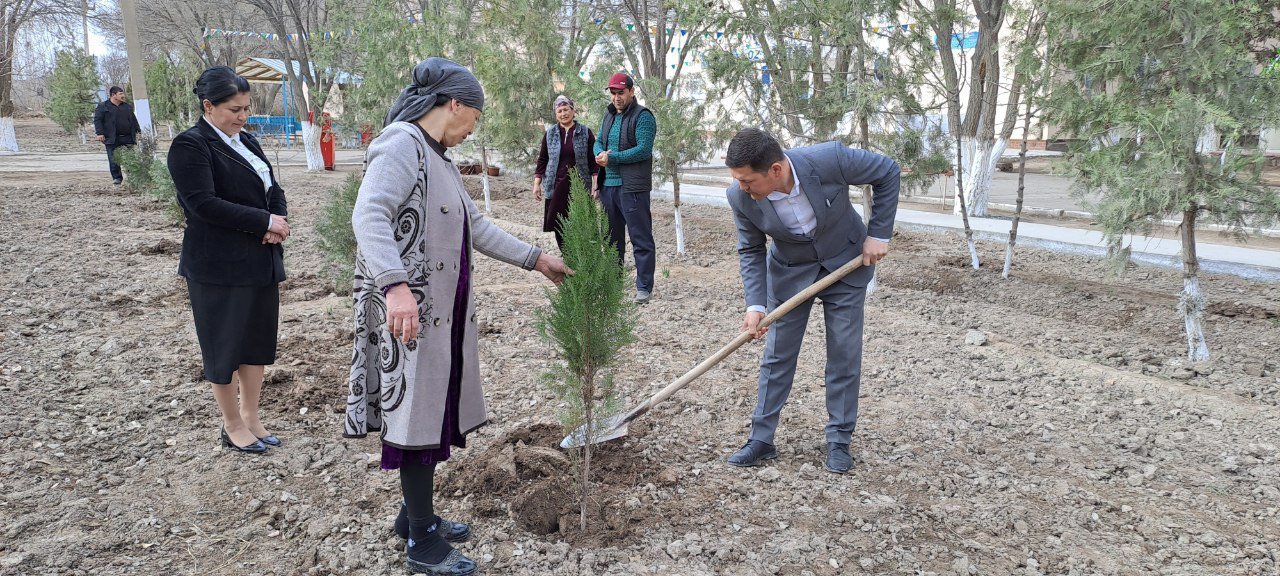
xmin=480 ymin=147 xmax=492 ymax=212
xmin=1180 ymin=276 xmax=1210 ymax=362
xmin=673 ymin=172 xmax=685 ymax=254
xmin=481 ymin=172 xmax=492 ymax=212
xmin=300 ymin=120 xmax=324 ymax=171
xmin=79 ymin=130 xmax=86 ymax=145
xmin=673 ymin=205 xmax=685 ymax=254
xmin=956 ymin=137 xmax=1006 ymax=217
xmin=0 ymin=116 xmax=17 ymax=152
xmin=1196 ymin=124 xmax=1218 ymax=154
xmin=951 ymin=136 xmax=974 ymax=215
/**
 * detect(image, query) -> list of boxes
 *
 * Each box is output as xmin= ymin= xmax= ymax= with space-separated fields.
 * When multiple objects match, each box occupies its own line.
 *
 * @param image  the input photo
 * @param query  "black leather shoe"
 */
xmin=727 ymin=440 xmax=778 ymax=467
xmin=825 ymin=442 xmax=853 ymax=474
xmin=406 ymin=548 xmax=477 ymax=576
xmin=220 ymin=428 xmax=268 ymax=453
xmin=258 ymin=434 xmax=281 ymax=447
xmin=395 ymin=505 xmax=472 ymax=543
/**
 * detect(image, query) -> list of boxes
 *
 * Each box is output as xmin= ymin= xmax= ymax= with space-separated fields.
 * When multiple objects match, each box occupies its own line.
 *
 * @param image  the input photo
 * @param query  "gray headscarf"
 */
xmin=384 ymin=58 xmax=485 ymax=126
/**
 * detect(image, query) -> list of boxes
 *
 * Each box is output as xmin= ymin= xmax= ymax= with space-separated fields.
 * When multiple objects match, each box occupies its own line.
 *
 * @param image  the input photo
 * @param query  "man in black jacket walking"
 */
xmin=93 ymin=86 xmax=141 ymax=185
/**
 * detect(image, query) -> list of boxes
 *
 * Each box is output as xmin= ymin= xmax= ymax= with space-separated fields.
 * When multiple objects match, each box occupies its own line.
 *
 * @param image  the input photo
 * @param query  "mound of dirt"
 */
xmin=438 ymin=423 xmax=659 ymax=545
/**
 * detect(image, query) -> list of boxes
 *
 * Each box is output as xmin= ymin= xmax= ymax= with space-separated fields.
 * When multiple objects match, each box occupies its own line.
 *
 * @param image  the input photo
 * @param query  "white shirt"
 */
xmin=765 ymin=158 xmax=818 ymax=236
xmin=745 ymin=157 xmax=889 ymax=315
xmin=207 ymin=119 xmax=273 ymax=194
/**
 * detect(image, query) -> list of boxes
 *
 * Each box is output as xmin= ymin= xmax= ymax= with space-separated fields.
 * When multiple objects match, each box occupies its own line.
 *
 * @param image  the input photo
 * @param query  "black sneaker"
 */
xmin=406 ymin=547 xmax=477 ymax=575
xmin=395 ymin=504 xmax=472 ymax=543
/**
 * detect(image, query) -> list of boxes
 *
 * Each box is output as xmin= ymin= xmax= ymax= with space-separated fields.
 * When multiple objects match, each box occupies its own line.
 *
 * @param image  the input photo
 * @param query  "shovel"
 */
xmin=559 ymin=256 xmax=865 ymax=449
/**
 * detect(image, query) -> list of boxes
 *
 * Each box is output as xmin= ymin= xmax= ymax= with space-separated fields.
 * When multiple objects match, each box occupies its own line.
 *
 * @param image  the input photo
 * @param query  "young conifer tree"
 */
xmin=535 ymin=170 xmax=637 ymax=531
xmin=48 ymin=49 xmax=100 ymax=141
xmin=1047 ymin=0 xmax=1280 ymax=361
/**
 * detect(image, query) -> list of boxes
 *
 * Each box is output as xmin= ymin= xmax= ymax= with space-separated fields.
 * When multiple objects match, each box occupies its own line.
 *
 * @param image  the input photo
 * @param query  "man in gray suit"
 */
xmin=723 ymin=127 xmax=899 ymax=474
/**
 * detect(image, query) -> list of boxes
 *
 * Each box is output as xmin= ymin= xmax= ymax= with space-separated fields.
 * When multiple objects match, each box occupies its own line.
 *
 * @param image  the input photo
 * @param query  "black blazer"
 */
xmin=168 ymin=117 xmax=287 ymax=286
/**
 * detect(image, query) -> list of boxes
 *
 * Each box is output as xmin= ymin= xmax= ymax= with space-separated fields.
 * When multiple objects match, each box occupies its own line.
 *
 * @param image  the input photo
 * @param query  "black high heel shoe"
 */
xmin=221 ymin=428 xmax=268 ymax=453
xmin=257 ymin=434 xmax=281 ymax=447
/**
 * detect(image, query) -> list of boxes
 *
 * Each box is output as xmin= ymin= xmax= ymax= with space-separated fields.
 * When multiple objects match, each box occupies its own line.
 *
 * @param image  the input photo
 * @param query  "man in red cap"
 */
xmin=594 ymin=71 xmax=659 ymax=304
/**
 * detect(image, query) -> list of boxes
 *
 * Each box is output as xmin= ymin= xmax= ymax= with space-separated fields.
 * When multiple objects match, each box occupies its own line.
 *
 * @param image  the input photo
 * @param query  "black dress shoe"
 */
xmin=727 ymin=440 xmax=778 ymax=467
xmin=220 ymin=428 xmax=268 ymax=453
xmin=395 ymin=505 xmax=471 ymax=543
xmin=825 ymin=442 xmax=853 ymax=474
xmin=258 ymin=434 xmax=281 ymax=447
xmin=406 ymin=548 xmax=477 ymax=575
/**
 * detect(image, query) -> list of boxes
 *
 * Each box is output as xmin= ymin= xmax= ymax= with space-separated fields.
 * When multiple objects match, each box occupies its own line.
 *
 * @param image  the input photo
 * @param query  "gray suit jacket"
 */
xmin=726 ymin=142 xmax=900 ymax=308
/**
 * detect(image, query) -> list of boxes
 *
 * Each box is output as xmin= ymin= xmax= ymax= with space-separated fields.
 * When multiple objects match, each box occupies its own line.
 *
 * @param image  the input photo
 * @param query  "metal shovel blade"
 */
xmin=559 ymin=411 xmax=632 ymax=449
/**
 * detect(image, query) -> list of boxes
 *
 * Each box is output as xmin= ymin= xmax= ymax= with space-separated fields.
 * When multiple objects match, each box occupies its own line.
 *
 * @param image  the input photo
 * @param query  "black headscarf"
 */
xmin=384 ymin=58 xmax=485 ymax=126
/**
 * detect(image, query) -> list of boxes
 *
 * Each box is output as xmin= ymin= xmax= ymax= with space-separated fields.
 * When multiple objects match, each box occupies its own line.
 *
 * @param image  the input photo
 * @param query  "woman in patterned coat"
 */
xmin=344 ymin=58 xmax=569 ymax=575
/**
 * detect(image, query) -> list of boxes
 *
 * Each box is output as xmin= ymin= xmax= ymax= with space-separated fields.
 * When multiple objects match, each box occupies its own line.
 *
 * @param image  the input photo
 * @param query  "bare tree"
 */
xmin=903 ymin=0 xmax=1040 ymax=217
xmin=98 ymin=51 xmax=128 ymax=86
xmin=1 ymin=0 xmax=75 ymax=151
xmin=96 ymin=0 xmax=274 ymax=74
xmin=242 ymin=0 xmax=334 ymax=170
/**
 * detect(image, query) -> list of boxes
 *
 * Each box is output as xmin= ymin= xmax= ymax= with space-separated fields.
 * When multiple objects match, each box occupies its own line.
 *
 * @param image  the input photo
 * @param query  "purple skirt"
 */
xmin=381 ymin=225 xmax=471 ymax=470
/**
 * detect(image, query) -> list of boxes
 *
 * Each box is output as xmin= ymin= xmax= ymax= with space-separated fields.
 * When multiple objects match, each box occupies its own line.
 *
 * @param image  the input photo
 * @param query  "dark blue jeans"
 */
xmin=105 ymin=144 xmax=127 ymax=181
xmin=600 ymin=185 xmax=655 ymax=292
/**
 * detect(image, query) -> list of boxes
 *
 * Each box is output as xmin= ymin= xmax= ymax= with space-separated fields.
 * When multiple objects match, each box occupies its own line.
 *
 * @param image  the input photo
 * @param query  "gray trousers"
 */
xmin=749 ymin=268 xmax=867 ymax=445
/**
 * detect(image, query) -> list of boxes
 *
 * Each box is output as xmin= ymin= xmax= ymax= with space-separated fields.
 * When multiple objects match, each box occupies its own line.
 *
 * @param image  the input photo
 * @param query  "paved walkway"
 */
xmin=5 ymin=148 xmax=1274 ymax=281
xmin=0 ymin=149 xmax=368 ymax=171
xmin=656 ymin=181 xmax=1280 ymax=282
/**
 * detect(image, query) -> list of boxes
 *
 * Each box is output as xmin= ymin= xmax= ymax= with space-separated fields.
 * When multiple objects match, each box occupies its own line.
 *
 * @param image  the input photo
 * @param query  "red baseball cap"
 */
xmin=606 ymin=72 xmax=633 ymax=90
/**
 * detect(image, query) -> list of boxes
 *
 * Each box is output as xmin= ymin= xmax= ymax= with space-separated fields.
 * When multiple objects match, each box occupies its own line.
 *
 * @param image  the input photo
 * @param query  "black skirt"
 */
xmin=187 ymin=280 xmax=280 ymax=384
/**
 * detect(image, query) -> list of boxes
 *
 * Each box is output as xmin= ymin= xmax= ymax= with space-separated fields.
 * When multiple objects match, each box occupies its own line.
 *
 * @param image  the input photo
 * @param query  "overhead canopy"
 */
xmin=234 ymin=57 xmax=359 ymax=85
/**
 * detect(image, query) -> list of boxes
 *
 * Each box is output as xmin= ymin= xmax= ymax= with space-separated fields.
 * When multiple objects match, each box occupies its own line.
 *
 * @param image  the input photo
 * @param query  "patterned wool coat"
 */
xmin=344 ymin=122 xmax=541 ymax=448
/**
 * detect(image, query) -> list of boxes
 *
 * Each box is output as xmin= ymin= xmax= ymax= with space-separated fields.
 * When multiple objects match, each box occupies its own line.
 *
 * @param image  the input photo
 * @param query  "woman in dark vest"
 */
xmin=532 ymin=94 xmax=597 ymax=249
xmin=167 ymin=66 xmax=290 ymax=454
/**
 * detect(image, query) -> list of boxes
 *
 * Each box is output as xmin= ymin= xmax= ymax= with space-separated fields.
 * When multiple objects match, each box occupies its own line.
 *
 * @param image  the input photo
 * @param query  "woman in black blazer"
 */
xmin=168 ymin=66 xmax=290 ymax=453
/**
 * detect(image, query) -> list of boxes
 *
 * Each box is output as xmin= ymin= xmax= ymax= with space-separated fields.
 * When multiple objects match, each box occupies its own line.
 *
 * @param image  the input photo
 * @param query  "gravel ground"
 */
xmin=1 ymin=157 xmax=1278 ymax=575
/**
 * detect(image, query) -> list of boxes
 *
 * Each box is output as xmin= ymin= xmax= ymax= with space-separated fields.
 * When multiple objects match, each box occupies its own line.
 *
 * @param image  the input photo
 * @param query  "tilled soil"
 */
xmin=4 ymin=116 xmax=104 ymax=154
xmin=1 ymin=166 xmax=1278 ymax=576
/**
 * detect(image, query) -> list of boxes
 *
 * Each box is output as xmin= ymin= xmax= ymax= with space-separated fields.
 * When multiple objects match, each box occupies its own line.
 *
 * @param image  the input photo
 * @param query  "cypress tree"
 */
xmin=536 ymin=170 xmax=637 ymax=531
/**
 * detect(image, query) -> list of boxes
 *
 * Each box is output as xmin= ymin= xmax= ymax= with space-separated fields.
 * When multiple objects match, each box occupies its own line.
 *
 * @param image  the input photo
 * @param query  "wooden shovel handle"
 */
xmin=625 ymin=256 xmax=866 ymax=422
